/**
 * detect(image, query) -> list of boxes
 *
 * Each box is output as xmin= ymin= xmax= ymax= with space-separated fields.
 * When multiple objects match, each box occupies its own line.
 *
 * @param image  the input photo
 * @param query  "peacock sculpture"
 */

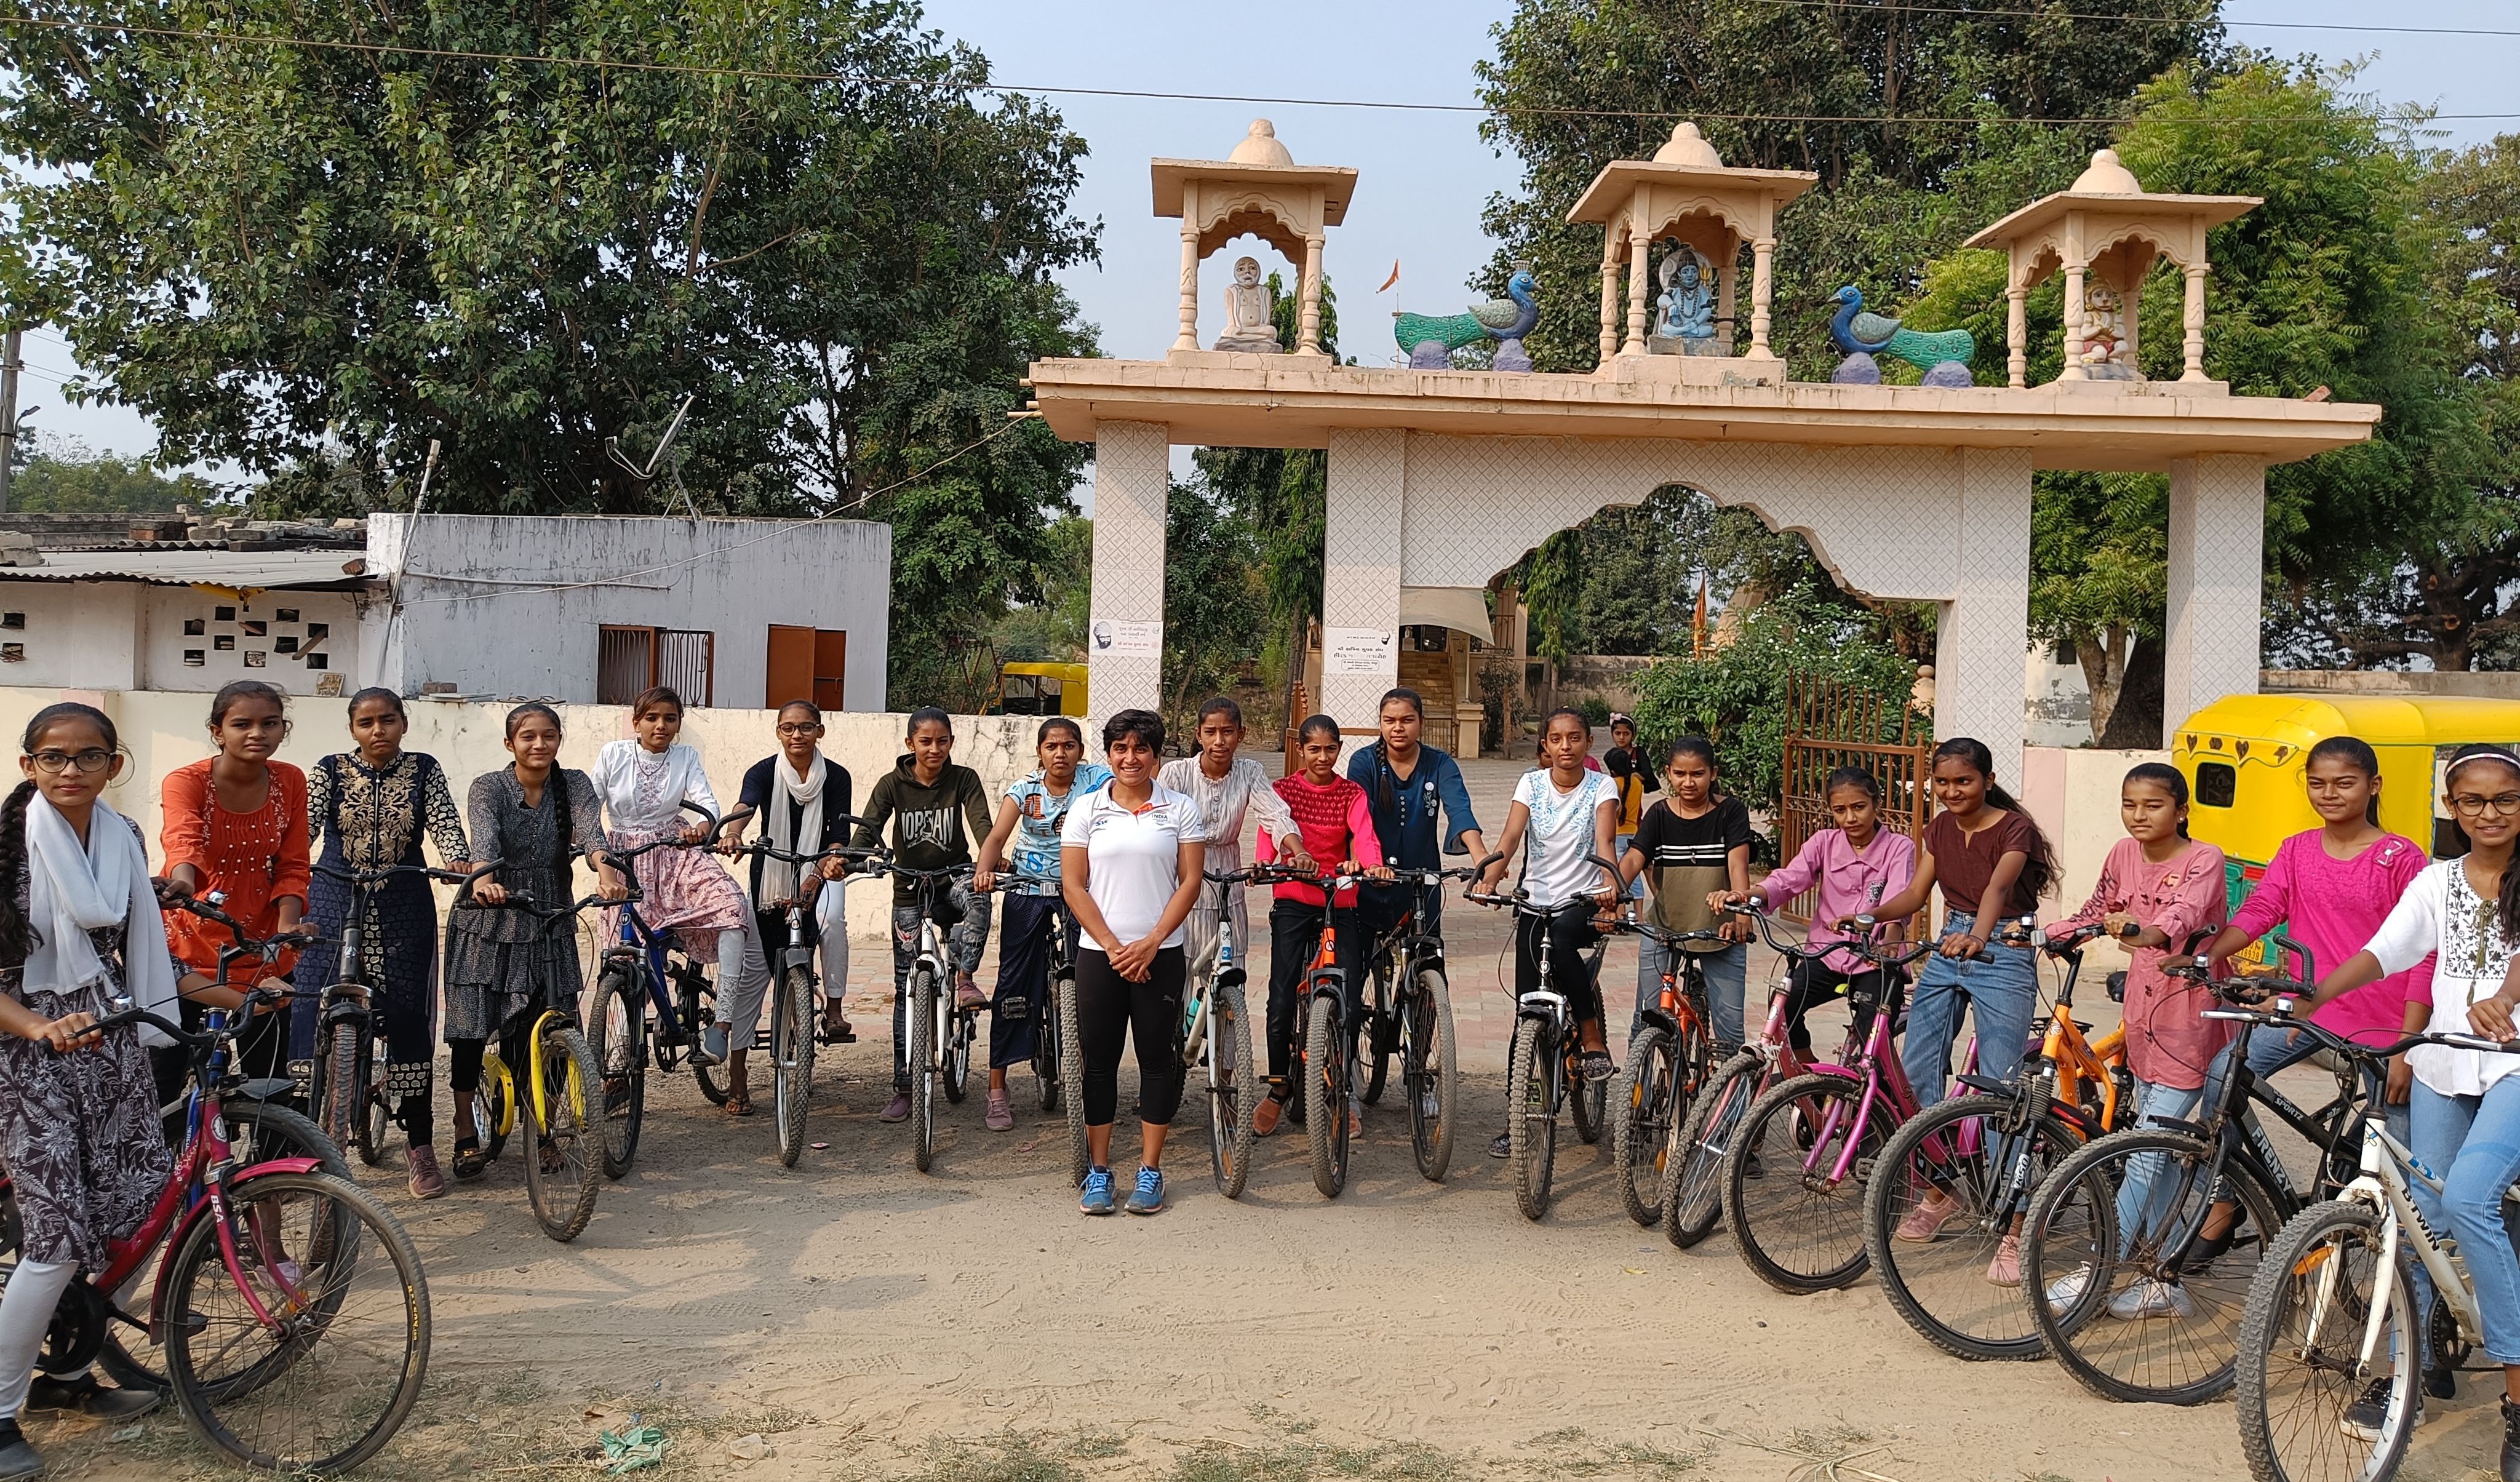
xmin=1395 ymin=265 xmax=1540 ymax=372
xmin=1827 ymin=285 xmax=1976 ymax=386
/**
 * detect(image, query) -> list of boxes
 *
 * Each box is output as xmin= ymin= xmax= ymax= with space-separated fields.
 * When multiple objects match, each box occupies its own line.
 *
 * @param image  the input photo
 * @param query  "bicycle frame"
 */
xmin=2326 ymin=1118 xmax=2482 ymax=1375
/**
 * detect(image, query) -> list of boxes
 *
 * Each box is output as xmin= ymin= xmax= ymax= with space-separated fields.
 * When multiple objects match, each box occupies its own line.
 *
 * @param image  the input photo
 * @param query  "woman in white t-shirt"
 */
xmin=1476 ymin=707 xmax=1622 ymax=1158
xmin=1060 ymin=709 xmax=1208 ymax=1217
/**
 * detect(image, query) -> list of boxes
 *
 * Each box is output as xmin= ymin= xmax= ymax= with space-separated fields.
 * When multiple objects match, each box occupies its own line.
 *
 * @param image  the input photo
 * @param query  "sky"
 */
xmin=13 ymin=0 xmax=2518 ymax=468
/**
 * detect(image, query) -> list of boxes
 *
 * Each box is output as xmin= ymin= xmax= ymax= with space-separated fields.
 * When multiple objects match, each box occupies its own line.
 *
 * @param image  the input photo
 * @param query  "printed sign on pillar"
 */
xmin=1090 ymin=619 xmax=1163 ymax=658
xmin=1323 ymin=626 xmax=1396 ymax=677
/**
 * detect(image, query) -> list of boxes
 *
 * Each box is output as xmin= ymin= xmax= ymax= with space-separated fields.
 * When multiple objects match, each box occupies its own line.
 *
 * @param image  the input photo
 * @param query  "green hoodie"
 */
xmin=852 ymin=754 xmax=992 ymax=905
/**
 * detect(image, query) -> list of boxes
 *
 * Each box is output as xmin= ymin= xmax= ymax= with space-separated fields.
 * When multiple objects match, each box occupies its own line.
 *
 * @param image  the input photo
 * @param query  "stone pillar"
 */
xmin=1319 ymin=428 xmax=1406 ymax=724
xmin=1597 ymin=234 xmax=1622 ymax=368
xmin=2005 ymin=287 xmax=2028 ymax=389
xmin=1298 ymin=233 xmax=1325 ymax=356
xmin=1621 ymin=229 xmax=1653 ymax=358
xmin=2162 ymin=456 xmax=2265 ymax=744
xmin=1085 ymin=421 xmax=1170 ymax=720
xmin=2181 ymin=264 xmax=2211 ymax=383
xmin=1748 ymin=237 xmax=1777 ymax=358
xmin=2059 ymin=262 xmax=2087 ymax=380
xmin=1174 ymin=214 xmax=1200 ymax=353
xmin=1933 ymin=448 xmax=2035 ymax=772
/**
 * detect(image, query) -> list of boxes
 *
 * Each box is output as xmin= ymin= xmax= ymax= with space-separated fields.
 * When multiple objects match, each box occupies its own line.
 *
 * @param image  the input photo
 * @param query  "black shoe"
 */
xmin=2503 ymin=1395 xmax=2520 ymax=1482
xmin=0 ymin=1419 xmax=39 ymax=1481
xmin=2339 ymin=1376 xmax=2422 ymax=1442
xmin=25 ymin=1374 xmax=161 ymax=1420
xmin=2428 ymin=1364 xmax=2457 ymax=1401
xmin=1488 ymin=1130 xmax=1512 ymax=1159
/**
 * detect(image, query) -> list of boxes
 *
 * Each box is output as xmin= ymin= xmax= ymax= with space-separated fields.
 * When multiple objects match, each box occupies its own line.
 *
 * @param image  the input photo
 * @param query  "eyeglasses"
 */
xmin=2450 ymin=792 xmax=2520 ymax=818
xmin=28 ymin=749 xmax=113 ymax=775
xmin=775 ymin=723 xmax=821 ymax=736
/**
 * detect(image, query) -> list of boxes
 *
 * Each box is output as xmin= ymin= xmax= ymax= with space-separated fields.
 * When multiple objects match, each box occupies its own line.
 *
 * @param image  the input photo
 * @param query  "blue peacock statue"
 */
xmin=1828 ymin=285 xmax=1976 ymax=386
xmin=1395 ymin=266 xmax=1540 ymax=372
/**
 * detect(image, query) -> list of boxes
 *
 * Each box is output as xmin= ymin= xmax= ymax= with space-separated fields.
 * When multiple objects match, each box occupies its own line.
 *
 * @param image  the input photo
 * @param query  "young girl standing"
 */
xmin=295 ymin=688 xmax=471 ymax=1197
xmin=1621 ymin=738 xmax=1753 ymax=1048
xmin=592 ymin=687 xmax=758 ymax=1108
xmin=1726 ymin=767 xmax=1916 ymax=1067
xmin=0 ymin=704 xmax=176 ymax=1465
xmin=976 ymin=717 xmax=1110 ymax=1131
xmin=1862 ymin=738 xmax=2058 ymax=1113
xmin=1478 ymin=708 xmax=1623 ymax=1157
xmin=160 ymin=680 xmax=310 ymax=1083
xmin=720 ymin=701 xmax=856 ymax=1115
xmin=1159 ymin=698 xmax=1299 ymax=980
xmin=446 ymin=704 xmax=613 ymax=1181
xmin=1255 ymin=714 xmax=1382 ymax=1137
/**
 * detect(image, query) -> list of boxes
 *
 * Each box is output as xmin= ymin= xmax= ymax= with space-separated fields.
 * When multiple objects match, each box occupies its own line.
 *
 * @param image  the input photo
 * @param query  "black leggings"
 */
xmin=446 ymin=1017 xmax=534 ymax=1134
xmin=1513 ymin=903 xmax=1603 ymax=1029
xmin=1266 ymin=899 xmax=1364 ymax=1090
xmin=1075 ymin=945 xmax=1185 ymax=1128
xmin=1782 ymin=959 xmax=1888 ymax=1056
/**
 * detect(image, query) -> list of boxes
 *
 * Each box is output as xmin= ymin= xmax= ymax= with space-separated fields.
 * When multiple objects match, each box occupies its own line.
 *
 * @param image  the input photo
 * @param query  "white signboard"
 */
xmin=1090 ymin=619 xmax=1162 ymax=658
xmin=1323 ymin=626 xmax=1396 ymax=676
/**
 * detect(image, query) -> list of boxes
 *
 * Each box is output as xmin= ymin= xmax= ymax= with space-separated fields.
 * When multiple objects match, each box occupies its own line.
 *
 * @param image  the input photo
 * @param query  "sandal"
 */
xmin=725 ymin=1089 xmax=756 ymax=1118
xmin=451 ymin=1137 xmax=485 ymax=1182
xmin=819 ymin=1013 xmax=856 ymax=1046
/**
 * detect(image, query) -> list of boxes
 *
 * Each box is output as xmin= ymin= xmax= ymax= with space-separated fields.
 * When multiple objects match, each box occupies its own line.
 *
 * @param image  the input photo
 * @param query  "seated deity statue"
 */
xmin=1214 ymin=257 xmax=1283 ymax=352
xmin=1656 ymin=249 xmax=1717 ymax=341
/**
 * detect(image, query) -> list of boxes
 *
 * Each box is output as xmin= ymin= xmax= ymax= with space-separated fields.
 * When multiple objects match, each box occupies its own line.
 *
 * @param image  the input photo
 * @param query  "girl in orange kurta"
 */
xmin=159 ymin=681 xmax=311 ymax=1083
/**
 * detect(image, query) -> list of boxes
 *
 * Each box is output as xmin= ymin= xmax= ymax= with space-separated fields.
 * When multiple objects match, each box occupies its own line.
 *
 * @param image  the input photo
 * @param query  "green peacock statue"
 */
xmin=1394 ymin=265 xmax=1539 ymax=371
xmin=1828 ymin=285 xmax=1976 ymax=386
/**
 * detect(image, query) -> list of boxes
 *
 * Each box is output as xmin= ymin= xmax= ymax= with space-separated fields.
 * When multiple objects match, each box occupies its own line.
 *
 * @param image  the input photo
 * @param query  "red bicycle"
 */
xmin=2 ymin=898 xmax=430 ymax=1474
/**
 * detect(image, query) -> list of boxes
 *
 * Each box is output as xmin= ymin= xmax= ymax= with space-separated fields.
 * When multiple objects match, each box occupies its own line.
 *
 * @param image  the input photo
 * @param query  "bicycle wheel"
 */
xmin=908 ymin=967 xmax=938 ymax=1174
xmin=1403 ymin=969 xmax=1457 ymax=1182
xmin=1507 ymin=1016 xmax=1558 ymax=1221
xmin=1728 ymin=1072 xmax=1888 ymax=1294
xmin=1665 ymin=1053 xmax=1761 ymax=1248
xmin=162 ymin=1170 xmax=429 ymax=1475
xmin=1035 ymin=970 xmax=1065 ymax=1114
xmin=100 ymin=1100 xmax=349 ymax=1394
xmin=684 ymin=963 xmax=730 ymax=1106
xmin=1568 ymin=1043 xmax=1608 ymax=1147
xmin=1304 ymin=991 xmax=1350 ymax=1198
xmin=520 ymin=1026 xmax=604 ymax=1242
xmin=774 ymin=965 xmax=816 ymax=1169
xmin=1865 ymin=1092 xmax=2087 ymax=1361
xmin=353 ymin=1030 xmax=386 ymax=1168
xmin=2022 ymin=1126 xmax=2285 ymax=1405
xmin=1210 ymin=978 xmax=1259 ymax=1198
xmin=2235 ymin=1200 xmax=2418 ymax=1482
xmin=942 ymin=1006 xmax=974 ymax=1105
xmin=1361 ymin=963 xmax=1392 ymax=1107
xmin=1611 ymin=1025 xmax=1677 ymax=1228
xmin=1058 ymin=968 xmax=1088 ymax=1186
xmin=586 ymin=961 xmax=646 ymax=1178
xmin=477 ymin=1059 xmax=511 ymax=1162
xmin=318 ymin=1014 xmax=362 ymax=1155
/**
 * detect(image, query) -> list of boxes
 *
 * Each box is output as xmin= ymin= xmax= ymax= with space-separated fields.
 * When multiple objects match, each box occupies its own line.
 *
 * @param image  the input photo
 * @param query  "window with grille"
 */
xmin=597 ymin=625 xmax=714 ymax=706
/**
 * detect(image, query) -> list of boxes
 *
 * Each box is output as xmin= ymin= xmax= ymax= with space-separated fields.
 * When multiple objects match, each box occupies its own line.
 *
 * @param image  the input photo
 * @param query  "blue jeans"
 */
xmin=1899 ymin=909 xmax=2039 ymax=1110
xmin=1635 ymin=939 xmax=1746 ymax=1047
xmin=2115 ymin=1077 xmax=2205 ymax=1256
xmin=2410 ymin=1078 xmax=2520 ymax=1365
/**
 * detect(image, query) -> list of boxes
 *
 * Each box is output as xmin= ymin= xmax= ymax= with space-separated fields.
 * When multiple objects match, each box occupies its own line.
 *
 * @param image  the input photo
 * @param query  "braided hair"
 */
xmin=1932 ymin=737 xmax=2060 ymax=903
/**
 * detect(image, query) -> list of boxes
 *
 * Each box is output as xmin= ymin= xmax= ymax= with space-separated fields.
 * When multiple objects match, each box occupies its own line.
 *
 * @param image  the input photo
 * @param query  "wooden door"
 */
xmin=812 ymin=629 xmax=847 ymax=712
xmin=766 ymin=625 xmax=815 ymax=711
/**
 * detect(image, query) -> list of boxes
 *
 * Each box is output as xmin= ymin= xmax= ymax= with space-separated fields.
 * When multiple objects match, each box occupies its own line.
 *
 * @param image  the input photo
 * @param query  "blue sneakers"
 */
xmin=1079 ymin=1166 xmax=1117 ymax=1215
xmin=1126 ymin=1165 xmax=1166 ymax=1216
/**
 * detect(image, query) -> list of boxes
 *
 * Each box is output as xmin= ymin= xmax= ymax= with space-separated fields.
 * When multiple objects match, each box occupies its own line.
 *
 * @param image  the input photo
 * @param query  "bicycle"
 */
xmin=2230 ymin=989 xmax=2519 ymax=1482
xmin=1866 ymin=918 xmax=2135 ymax=1361
xmin=976 ymin=869 xmax=1091 ymax=1185
xmin=1357 ymin=866 xmax=1478 ymax=1183
xmin=1608 ymin=917 xmax=1726 ymax=1228
xmin=584 ymin=805 xmax=735 ymax=1177
xmin=858 ymin=858 xmax=977 ymax=1174
xmin=1281 ymin=866 xmax=1371 ymax=1199
xmin=453 ymin=888 xmax=610 ymax=1241
xmin=726 ymin=836 xmax=871 ymax=1168
xmin=1182 ymin=867 xmax=1263 ymax=1197
xmin=1723 ymin=924 xmax=1939 ymax=1294
xmin=2020 ymin=947 xmax=2370 ymax=1406
xmin=6 ymin=976 xmax=429 ymax=1473
xmin=303 ymin=859 xmax=498 ymax=1166
xmin=1663 ymin=905 xmax=1876 ymax=1249
xmin=1467 ymin=853 xmax=1623 ymax=1221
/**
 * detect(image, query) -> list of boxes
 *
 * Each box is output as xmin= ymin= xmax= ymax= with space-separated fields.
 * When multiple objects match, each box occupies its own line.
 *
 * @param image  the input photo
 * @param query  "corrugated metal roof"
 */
xmin=0 ymin=549 xmax=370 ymax=591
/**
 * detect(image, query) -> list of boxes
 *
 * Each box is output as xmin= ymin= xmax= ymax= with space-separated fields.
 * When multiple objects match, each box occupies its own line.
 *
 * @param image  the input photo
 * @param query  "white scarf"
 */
xmin=761 ymin=752 xmax=828 ymax=904
xmin=23 ymin=794 xmax=179 ymax=1046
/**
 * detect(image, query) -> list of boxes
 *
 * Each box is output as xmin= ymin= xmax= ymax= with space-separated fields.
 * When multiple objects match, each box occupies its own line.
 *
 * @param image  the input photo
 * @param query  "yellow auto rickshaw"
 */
xmin=2176 ymin=693 xmax=2520 ymax=959
xmin=995 ymin=661 xmax=1088 ymax=718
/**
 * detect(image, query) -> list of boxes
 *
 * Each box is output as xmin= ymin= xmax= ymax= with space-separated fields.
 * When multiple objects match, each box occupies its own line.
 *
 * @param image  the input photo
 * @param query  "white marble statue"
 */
xmin=1214 ymin=257 xmax=1283 ymax=353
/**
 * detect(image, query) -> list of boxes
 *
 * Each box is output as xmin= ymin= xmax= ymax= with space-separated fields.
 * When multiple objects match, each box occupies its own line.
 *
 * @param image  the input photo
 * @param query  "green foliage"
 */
xmin=990 ymin=514 xmax=1091 ymax=663
xmin=1520 ymin=528 xmax=1584 ymax=667
xmin=3 ymin=436 xmax=231 ymax=514
xmin=1629 ymin=583 xmax=1919 ymax=813
xmin=1162 ymin=481 xmax=1265 ymax=745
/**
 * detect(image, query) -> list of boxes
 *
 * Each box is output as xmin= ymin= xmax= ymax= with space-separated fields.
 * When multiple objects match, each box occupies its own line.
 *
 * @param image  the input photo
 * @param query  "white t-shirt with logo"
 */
xmin=1059 ymin=783 xmax=1209 ymax=949
xmin=1514 ymin=767 xmax=1619 ymax=909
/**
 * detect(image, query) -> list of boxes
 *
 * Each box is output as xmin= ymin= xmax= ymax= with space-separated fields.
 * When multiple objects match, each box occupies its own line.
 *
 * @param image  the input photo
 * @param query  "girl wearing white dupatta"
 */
xmin=720 ymin=702 xmax=856 ymax=1113
xmin=0 ymin=703 xmax=173 ymax=1465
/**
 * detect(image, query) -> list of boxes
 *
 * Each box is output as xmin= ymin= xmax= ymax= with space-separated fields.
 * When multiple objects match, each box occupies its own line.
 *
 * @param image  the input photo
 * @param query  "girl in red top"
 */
xmin=1254 ymin=714 xmax=1379 ymax=1136
xmin=159 ymin=681 xmax=311 ymax=1083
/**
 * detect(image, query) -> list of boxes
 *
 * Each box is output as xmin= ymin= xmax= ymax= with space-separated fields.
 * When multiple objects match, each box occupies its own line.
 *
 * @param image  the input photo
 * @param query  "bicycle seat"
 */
xmin=234 ymin=1077 xmax=297 ymax=1103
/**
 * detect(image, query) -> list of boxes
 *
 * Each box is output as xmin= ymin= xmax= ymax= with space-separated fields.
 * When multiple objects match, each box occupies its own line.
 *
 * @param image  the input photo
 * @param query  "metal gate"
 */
xmin=596 ymin=625 xmax=714 ymax=707
xmin=1776 ymin=677 xmax=1933 ymax=919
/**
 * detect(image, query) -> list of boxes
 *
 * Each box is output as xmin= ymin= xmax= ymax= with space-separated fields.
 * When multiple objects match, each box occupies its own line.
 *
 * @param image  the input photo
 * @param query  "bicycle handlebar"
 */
xmin=162 ymin=891 xmax=322 ymax=955
xmin=313 ymin=858 xmax=503 ymax=890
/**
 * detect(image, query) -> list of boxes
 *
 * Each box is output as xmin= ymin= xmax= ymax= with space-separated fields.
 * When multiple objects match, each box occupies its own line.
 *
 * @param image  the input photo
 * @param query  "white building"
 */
xmin=0 ymin=546 xmax=377 ymax=693
xmin=367 ymin=514 xmax=891 ymax=709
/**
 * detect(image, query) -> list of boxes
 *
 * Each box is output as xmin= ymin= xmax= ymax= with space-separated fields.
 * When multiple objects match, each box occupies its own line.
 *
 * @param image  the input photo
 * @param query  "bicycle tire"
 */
xmin=319 ymin=1016 xmax=362 ymax=1157
xmin=1304 ymin=991 xmax=1350 ymax=1198
xmin=2022 ymin=1126 xmax=2286 ymax=1406
xmin=1611 ymin=1026 xmax=1676 ymax=1228
xmin=586 ymin=961 xmax=646 ymax=1177
xmin=478 ymin=1059 xmax=511 ymax=1162
xmin=909 ymin=967 xmax=938 ymax=1174
xmin=1058 ymin=968 xmax=1088 ymax=1186
xmin=1728 ymin=1072 xmax=1886 ymax=1294
xmin=684 ymin=963 xmax=730 ymax=1106
xmin=521 ymin=1026 xmax=604 ymax=1242
xmin=1568 ymin=1042 xmax=1608 ymax=1147
xmin=1865 ymin=1093 xmax=2087 ymax=1362
xmin=2235 ymin=1199 xmax=2418 ymax=1482
xmin=357 ymin=1036 xmax=389 ymax=1168
xmin=1035 ymin=970 xmax=1064 ymax=1114
xmin=1210 ymin=978 xmax=1258 ymax=1198
xmin=775 ymin=965 xmax=816 ymax=1169
xmin=1507 ymin=1016 xmax=1557 ymax=1221
xmin=1404 ymin=969 xmax=1457 ymax=1183
xmin=1361 ymin=964 xmax=1392 ymax=1107
xmin=943 ymin=1006 xmax=974 ymax=1105
xmin=1665 ymin=1053 xmax=1761 ymax=1248
xmin=99 ymin=1100 xmax=349 ymax=1394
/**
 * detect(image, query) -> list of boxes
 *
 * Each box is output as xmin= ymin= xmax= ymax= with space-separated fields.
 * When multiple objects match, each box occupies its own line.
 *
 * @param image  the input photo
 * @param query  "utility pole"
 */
xmin=0 ymin=328 xmax=20 ymax=516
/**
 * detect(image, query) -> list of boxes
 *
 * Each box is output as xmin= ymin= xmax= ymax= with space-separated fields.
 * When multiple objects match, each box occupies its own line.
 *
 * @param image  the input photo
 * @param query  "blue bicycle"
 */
xmin=584 ymin=802 xmax=730 ymax=1177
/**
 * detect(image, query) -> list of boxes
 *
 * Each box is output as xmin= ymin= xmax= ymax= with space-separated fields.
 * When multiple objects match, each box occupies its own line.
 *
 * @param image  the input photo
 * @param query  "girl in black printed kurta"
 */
xmin=293 ymin=688 xmax=471 ymax=1198
xmin=0 ymin=703 xmax=176 ymax=1472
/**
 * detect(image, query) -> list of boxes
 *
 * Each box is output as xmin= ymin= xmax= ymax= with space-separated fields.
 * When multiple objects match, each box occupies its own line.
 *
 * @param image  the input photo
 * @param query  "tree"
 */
xmin=0 ymin=433 xmax=233 ymax=514
xmin=1160 ymin=482 xmax=1264 ymax=743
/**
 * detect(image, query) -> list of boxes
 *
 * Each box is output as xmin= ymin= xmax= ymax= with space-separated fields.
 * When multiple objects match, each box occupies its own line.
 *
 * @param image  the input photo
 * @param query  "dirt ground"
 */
xmin=38 ymin=759 xmax=2516 ymax=1481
